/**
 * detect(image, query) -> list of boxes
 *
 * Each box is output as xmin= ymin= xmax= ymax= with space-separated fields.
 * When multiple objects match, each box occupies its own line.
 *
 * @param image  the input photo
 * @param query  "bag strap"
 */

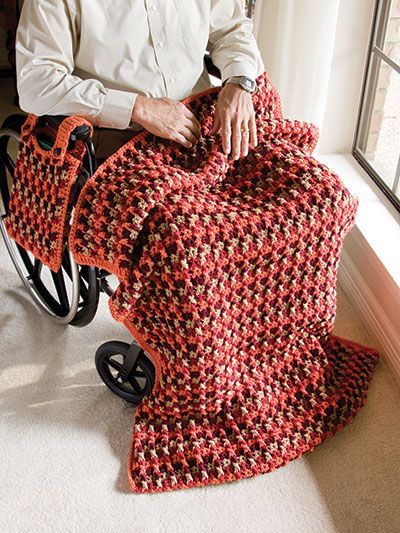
xmin=20 ymin=114 xmax=94 ymax=160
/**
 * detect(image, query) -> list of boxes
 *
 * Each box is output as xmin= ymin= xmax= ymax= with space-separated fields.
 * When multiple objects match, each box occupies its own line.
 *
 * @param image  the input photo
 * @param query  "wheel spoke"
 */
xmin=100 ymin=278 xmax=114 ymax=296
xmin=51 ymin=269 xmax=69 ymax=313
xmin=32 ymin=258 xmax=42 ymax=282
xmin=80 ymin=265 xmax=93 ymax=284
xmin=17 ymin=243 xmax=34 ymax=276
xmin=95 ymin=341 xmax=154 ymax=402
xmin=1 ymin=128 xmax=82 ymax=322
xmin=16 ymin=245 xmax=64 ymax=314
xmin=107 ymin=358 xmax=122 ymax=371
xmin=62 ymin=250 xmax=89 ymax=300
xmin=128 ymin=375 xmax=143 ymax=393
xmin=61 ymin=249 xmax=73 ymax=279
xmin=63 ymin=251 xmax=90 ymax=304
xmin=4 ymin=152 xmax=15 ymax=177
xmin=0 ymin=167 xmax=10 ymax=211
xmin=77 ymin=266 xmax=90 ymax=301
xmin=99 ymin=269 xmax=112 ymax=279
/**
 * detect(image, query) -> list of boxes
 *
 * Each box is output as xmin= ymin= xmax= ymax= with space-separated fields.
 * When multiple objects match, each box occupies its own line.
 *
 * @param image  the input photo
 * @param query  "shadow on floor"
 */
xmin=0 ymin=283 xmax=137 ymax=495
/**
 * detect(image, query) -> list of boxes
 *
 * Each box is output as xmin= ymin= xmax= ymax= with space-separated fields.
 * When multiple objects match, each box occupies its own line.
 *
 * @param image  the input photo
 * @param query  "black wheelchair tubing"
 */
xmin=0 ymin=113 xmax=27 ymax=131
xmin=68 ymin=265 xmax=101 ymax=327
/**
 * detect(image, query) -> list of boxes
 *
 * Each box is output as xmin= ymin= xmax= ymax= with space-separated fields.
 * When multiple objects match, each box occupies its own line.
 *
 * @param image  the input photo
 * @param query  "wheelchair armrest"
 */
xmin=34 ymin=115 xmax=96 ymax=177
xmin=37 ymin=115 xmax=93 ymax=142
xmin=204 ymin=53 xmax=221 ymax=80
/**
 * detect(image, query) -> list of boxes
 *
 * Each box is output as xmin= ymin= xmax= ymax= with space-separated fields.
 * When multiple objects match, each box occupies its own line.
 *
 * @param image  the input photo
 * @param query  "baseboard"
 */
xmin=338 ymin=229 xmax=400 ymax=384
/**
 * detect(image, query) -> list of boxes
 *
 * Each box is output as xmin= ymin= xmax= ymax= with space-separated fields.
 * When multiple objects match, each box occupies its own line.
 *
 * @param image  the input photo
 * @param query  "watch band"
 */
xmin=223 ymin=76 xmax=257 ymax=93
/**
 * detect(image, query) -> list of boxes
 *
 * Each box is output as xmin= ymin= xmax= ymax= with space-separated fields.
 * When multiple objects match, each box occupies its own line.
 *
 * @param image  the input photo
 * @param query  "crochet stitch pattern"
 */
xmin=68 ymin=71 xmax=380 ymax=493
xmin=4 ymin=114 xmax=93 ymax=272
xmin=4 ymin=70 xmax=379 ymax=493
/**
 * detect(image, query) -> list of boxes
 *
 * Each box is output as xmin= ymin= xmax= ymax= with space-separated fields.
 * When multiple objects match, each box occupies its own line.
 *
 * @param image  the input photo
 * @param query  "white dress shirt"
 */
xmin=15 ymin=0 xmax=265 ymax=131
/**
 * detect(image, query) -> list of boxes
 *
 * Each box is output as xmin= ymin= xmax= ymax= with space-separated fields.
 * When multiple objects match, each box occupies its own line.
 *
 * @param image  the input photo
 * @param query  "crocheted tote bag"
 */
xmin=4 ymin=114 xmax=93 ymax=272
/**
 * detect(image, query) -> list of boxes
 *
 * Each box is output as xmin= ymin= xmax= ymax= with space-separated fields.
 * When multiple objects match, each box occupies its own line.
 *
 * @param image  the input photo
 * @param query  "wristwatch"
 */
xmin=222 ymin=76 xmax=257 ymax=94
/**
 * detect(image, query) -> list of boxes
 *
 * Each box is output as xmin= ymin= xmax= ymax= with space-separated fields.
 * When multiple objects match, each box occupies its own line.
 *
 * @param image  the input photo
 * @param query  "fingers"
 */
xmin=219 ymin=111 xmax=254 ymax=161
xmin=240 ymin=125 xmax=249 ymax=159
xmin=231 ymin=119 xmax=241 ymax=160
xmin=172 ymin=131 xmax=193 ymax=149
xmin=173 ymin=124 xmax=200 ymax=149
xmin=167 ymin=103 xmax=202 ymax=148
xmin=181 ymin=105 xmax=202 ymax=144
xmin=183 ymin=105 xmax=202 ymax=132
xmin=213 ymin=87 xmax=259 ymax=160
xmin=180 ymin=125 xmax=199 ymax=147
xmin=250 ymin=115 xmax=258 ymax=149
xmin=167 ymin=98 xmax=258 ymax=156
xmin=184 ymin=117 xmax=201 ymax=142
xmin=211 ymin=113 xmax=221 ymax=136
xmin=221 ymin=118 xmax=231 ymax=155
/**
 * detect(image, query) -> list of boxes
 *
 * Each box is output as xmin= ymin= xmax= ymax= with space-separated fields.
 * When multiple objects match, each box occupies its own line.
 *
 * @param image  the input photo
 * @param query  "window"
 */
xmin=353 ymin=0 xmax=400 ymax=212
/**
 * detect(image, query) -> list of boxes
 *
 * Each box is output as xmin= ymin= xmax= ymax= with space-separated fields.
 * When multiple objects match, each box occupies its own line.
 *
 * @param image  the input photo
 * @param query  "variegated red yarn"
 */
xmin=68 ymin=71 xmax=379 ymax=493
xmin=4 ymin=114 xmax=92 ymax=272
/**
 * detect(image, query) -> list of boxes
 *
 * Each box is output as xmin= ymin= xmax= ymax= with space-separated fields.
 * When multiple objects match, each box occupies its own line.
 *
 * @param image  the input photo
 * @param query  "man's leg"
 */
xmin=92 ymin=127 xmax=141 ymax=161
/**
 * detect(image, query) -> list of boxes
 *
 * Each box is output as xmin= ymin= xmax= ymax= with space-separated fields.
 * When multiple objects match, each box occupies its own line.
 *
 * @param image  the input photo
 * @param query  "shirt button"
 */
xmin=150 ymin=4 xmax=157 ymax=11
xmin=169 ymin=77 xmax=175 ymax=83
xmin=158 ymin=41 xmax=164 ymax=48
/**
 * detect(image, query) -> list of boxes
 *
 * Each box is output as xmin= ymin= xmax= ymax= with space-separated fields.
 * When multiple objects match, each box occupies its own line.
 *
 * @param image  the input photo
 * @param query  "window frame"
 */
xmin=353 ymin=0 xmax=400 ymax=213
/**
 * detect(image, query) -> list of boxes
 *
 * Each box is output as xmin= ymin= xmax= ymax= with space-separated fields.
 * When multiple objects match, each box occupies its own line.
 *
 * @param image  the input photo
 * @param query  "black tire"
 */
xmin=95 ymin=341 xmax=155 ymax=404
xmin=0 ymin=114 xmax=100 ymax=326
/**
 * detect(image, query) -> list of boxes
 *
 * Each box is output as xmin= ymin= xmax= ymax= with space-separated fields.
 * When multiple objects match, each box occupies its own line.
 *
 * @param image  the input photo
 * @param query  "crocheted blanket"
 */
xmin=67 ymin=71 xmax=380 ymax=493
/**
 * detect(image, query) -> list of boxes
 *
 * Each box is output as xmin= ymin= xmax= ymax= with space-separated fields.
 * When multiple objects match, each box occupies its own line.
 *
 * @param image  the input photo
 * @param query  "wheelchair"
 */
xmin=0 ymin=111 xmax=159 ymax=404
xmin=0 ymin=56 xmax=221 ymax=406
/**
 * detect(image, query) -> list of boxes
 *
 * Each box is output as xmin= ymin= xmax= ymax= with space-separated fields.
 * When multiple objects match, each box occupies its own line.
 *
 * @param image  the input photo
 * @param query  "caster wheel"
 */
xmin=95 ymin=340 xmax=155 ymax=404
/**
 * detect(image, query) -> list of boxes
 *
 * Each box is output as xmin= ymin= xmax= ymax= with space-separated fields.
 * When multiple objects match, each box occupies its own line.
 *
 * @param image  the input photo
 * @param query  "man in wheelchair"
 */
xmin=1 ymin=0 xmax=381 ymax=495
xmin=15 ymin=0 xmax=264 ymax=162
xmin=0 ymin=0 xmax=265 ymax=405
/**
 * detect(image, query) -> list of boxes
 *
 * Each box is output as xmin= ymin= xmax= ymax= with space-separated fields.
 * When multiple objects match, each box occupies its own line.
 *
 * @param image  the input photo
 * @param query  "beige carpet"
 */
xmin=1 ymin=79 xmax=400 ymax=532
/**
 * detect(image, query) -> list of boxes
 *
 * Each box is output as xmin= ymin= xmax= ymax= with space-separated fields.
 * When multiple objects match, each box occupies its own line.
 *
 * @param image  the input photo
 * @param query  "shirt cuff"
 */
xmin=220 ymin=54 xmax=265 ymax=84
xmin=97 ymin=87 xmax=138 ymax=129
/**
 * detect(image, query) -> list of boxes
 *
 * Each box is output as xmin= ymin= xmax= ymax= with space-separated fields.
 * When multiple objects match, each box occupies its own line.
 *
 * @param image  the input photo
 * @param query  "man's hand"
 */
xmin=131 ymin=95 xmax=201 ymax=148
xmin=211 ymin=84 xmax=258 ymax=160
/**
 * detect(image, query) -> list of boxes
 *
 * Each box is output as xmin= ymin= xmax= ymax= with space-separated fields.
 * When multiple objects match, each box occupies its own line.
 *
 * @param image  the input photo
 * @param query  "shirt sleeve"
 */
xmin=207 ymin=0 xmax=265 ymax=84
xmin=15 ymin=0 xmax=138 ymax=129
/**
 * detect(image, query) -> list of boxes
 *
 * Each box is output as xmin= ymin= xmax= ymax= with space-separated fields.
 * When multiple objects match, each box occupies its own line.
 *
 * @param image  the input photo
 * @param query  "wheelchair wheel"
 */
xmin=0 ymin=114 xmax=100 ymax=327
xmin=95 ymin=340 xmax=155 ymax=404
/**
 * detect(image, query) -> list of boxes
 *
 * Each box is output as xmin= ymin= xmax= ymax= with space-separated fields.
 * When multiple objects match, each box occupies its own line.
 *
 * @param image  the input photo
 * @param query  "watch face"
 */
xmin=242 ymin=78 xmax=256 ymax=92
